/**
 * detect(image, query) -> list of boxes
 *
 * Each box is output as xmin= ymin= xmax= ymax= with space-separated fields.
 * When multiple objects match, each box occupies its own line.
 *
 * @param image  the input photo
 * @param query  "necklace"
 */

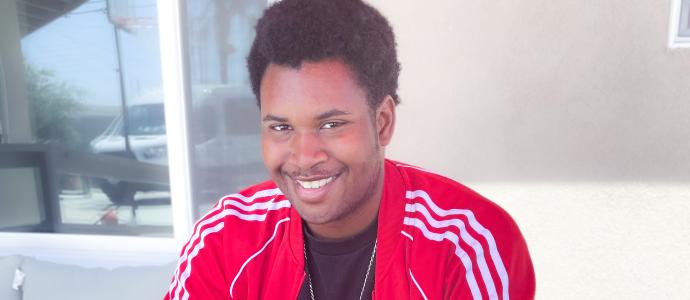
xmin=303 ymin=239 xmax=377 ymax=300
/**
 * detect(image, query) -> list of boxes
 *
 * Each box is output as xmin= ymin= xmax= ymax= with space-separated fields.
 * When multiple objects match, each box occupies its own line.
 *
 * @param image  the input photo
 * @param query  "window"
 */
xmin=0 ymin=0 xmax=270 ymax=267
xmin=0 ymin=0 xmax=172 ymax=237
xmin=184 ymin=0 xmax=267 ymax=219
xmin=670 ymin=0 xmax=690 ymax=48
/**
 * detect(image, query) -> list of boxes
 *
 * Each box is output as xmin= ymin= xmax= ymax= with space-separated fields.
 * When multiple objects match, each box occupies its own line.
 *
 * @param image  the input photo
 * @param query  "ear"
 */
xmin=376 ymin=95 xmax=396 ymax=147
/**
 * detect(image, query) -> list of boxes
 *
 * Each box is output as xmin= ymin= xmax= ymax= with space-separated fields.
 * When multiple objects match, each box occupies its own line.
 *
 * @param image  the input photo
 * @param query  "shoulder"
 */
xmin=397 ymin=161 xmax=526 ymax=260
xmin=176 ymin=180 xmax=292 ymax=277
xmin=167 ymin=181 xmax=294 ymax=299
xmin=392 ymin=160 xmax=517 ymax=232
xmin=197 ymin=180 xmax=291 ymax=238
xmin=389 ymin=161 xmax=534 ymax=299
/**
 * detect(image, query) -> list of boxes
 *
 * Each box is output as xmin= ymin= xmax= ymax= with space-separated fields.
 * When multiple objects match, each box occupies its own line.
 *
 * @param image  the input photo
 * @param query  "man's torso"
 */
xmin=165 ymin=159 xmax=535 ymax=300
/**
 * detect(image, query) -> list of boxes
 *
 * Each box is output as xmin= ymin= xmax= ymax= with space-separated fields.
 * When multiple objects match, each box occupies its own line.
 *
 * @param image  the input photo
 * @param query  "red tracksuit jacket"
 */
xmin=165 ymin=160 xmax=535 ymax=300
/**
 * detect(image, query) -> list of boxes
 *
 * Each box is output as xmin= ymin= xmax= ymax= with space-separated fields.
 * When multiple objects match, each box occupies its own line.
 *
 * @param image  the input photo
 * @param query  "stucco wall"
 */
xmin=372 ymin=0 xmax=690 ymax=182
xmin=470 ymin=182 xmax=690 ymax=299
xmin=367 ymin=0 xmax=690 ymax=298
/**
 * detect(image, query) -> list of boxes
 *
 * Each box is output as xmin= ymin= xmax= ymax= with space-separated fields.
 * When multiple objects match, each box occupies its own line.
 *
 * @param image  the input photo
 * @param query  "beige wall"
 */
xmin=367 ymin=0 xmax=690 ymax=299
xmin=370 ymin=0 xmax=690 ymax=182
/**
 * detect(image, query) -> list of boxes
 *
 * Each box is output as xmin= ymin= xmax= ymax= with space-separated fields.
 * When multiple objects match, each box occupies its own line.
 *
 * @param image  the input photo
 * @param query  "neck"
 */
xmin=306 ymin=209 xmax=380 ymax=241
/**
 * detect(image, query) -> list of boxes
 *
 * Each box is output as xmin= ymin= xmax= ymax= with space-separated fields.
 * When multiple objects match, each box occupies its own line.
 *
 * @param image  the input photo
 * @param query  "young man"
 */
xmin=165 ymin=0 xmax=535 ymax=299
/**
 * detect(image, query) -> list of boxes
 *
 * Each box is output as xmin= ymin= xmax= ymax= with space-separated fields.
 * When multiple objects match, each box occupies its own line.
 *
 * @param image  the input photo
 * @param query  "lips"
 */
xmin=285 ymin=172 xmax=341 ymax=204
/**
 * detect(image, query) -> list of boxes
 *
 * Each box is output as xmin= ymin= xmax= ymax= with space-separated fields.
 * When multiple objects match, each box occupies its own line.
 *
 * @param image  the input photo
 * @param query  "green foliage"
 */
xmin=24 ymin=64 xmax=82 ymax=145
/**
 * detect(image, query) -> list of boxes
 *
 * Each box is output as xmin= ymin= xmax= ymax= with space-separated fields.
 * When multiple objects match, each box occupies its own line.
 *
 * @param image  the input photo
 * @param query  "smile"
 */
xmin=296 ymin=176 xmax=336 ymax=189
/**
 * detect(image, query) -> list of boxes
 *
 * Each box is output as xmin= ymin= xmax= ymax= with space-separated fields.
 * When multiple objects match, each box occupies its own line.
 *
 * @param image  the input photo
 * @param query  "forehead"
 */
xmin=259 ymin=60 xmax=370 ymax=115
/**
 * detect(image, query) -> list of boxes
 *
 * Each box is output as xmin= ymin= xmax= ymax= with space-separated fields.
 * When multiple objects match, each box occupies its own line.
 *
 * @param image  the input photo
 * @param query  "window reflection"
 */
xmin=185 ymin=0 xmax=268 ymax=219
xmin=0 ymin=0 xmax=172 ymax=236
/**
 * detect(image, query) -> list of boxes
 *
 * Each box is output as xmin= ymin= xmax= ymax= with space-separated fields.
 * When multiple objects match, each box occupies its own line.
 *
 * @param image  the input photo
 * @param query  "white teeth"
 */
xmin=296 ymin=176 xmax=335 ymax=189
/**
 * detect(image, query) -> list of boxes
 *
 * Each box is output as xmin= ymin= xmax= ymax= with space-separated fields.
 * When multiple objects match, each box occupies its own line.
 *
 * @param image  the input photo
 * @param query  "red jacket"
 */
xmin=165 ymin=160 xmax=535 ymax=300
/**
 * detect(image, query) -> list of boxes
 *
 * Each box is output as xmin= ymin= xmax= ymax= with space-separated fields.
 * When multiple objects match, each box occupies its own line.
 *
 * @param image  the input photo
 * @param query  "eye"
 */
xmin=269 ymin=124 xmax=292 ymax=131
xmin=321 ymin=121 xmax=345 ymax=129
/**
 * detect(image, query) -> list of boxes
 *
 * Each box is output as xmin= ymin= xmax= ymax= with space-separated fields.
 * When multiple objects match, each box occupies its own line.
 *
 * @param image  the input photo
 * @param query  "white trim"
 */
xmin=401 ymin=230 xmax=414 ymax=241
xmin=407 ymin=189 xmax=510 ymax=300
xmin=223 ymin=202 xmax=291 ymax=221
xmin=157 ymin=0 xmax=195 ymax=240
xmin=221 ymin=188 xmax=283 ymax=203
xmin=229 ymin=217 xmax=290 ymax=298
xmin=173 ymin=188 xmax=284 ymax=271
xmin=169 ymin=188 xmax=286 ymax=298
xmin=409 ymin=269 xmax=429 ymax=300
xmin=176 ymin=222 xmax=225 ymax=300
xmin=0 ymin=232 xmax=179 ymax=268
xmin=403 ymin=217 xmax=482 ymax=300
xmin=225 ymin=198 xmax=290 ymax=213
xmin=669 ymin=0 xmax=690 ymax=48
xmin=406 ymin=203 xmax=499 ymax=300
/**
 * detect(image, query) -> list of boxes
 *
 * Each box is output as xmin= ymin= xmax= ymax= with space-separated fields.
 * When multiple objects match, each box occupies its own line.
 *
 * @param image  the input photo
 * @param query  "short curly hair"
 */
xmin=247 ymin=0 xmax=400 ymax=109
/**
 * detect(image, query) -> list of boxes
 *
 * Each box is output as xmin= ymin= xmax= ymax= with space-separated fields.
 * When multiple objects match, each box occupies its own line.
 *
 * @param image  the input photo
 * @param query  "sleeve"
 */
xmin=163 ymin=221 xmax=229 ymax=300
xmin=444 ymin=206 xmax=536 ymax=300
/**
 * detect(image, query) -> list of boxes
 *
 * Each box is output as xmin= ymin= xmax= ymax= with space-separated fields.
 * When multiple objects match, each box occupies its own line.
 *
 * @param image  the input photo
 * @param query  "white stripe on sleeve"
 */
xmin=406 ymin=189 xmax=510 ymax=300
xmin=409 ymin=269 xmax=429 ymax=300
xmin=406 ymin=202 xmax=499 ymax=300
xmin=403 ymin=217 xmax=482 ymax=300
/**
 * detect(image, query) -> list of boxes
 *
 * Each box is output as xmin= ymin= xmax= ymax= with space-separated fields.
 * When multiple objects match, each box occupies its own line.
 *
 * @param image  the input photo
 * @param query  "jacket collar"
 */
xmin=374 ymin=159 xmax=406 ymax=281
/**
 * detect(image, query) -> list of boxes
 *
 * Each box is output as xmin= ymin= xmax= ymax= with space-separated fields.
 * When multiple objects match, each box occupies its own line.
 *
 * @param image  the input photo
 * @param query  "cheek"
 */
xmin=261 ymin=136 xmax=282 ymax=171
xmin=326 ymin=128 xmax=378 ymax=163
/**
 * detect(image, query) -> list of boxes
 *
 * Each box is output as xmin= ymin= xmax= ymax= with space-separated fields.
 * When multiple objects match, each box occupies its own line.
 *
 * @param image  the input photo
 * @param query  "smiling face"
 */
xmin=259 ymin=59 xmax=395 ymax=240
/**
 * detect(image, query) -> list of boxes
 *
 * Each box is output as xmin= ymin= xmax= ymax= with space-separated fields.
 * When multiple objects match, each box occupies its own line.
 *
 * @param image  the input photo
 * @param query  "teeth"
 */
xmin=296 ymin=176 xmax=335 ymax=189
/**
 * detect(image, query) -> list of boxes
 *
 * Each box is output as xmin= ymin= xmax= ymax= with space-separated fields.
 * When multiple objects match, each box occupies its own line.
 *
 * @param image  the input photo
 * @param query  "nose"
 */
xmin=289 ymin=130 xmax=327 ymax=170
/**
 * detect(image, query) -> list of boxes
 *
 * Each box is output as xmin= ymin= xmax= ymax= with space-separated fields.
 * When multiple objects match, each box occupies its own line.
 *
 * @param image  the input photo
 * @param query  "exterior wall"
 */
xmin=371 ymin=0 xmax=690 ymax=182
xmin=368 ymin=0 xmax=690 ymax=299
xmin=470 ymin=182 xmax=690 ymax=299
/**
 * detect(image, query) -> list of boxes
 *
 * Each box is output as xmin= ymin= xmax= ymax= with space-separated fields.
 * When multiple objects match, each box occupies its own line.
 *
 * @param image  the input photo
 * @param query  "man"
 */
xmin=165 ymin=0 xmax=535 ymax=299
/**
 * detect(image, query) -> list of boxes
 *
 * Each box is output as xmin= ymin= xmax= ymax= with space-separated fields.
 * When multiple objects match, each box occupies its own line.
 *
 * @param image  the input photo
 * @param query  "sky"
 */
xmin=21 ymin=0 xmax=162 ymax=108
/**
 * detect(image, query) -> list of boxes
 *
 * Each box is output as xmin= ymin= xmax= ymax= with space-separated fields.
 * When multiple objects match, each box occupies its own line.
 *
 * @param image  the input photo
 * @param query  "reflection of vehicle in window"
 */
xmin=90 ymin=94 xmax=168 ymax=205
xmin=89 ymin=85 xmax=266 ymax=206
xmin=190 ymin=85 xmax=266 ymax=206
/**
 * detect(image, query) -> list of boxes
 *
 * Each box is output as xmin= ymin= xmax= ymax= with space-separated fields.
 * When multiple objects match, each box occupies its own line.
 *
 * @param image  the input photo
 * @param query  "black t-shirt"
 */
xmin=297 ymin=219 xmax=378 ymax=300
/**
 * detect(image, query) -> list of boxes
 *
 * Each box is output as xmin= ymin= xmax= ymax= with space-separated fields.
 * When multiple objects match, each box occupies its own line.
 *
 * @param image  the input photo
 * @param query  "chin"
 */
xmin=289 ymin=201 xmax=334 ymax=224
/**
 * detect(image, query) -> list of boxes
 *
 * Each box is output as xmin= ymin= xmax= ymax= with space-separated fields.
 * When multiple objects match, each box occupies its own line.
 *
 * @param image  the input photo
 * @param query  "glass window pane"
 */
xmin=184 ymin=0 xmax=267 ymax=219
xmin=680 ymin=0 xmax=690 ymax=37
xmin=0 ymin=0 xmax=172 ymax=236
xmin=0 ymin=167 xmax=45 ymax=230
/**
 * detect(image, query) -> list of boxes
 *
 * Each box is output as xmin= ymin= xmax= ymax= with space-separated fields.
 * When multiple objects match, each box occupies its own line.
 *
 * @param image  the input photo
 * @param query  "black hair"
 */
xmin=247 ymin=0 xmax=400 ymax=109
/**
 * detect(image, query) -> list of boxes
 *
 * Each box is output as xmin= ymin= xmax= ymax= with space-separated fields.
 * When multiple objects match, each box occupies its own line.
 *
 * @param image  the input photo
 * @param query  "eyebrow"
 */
xmin=262 ymin=109 xmax=351 ymax=122
xmin=316 ymin=109 xmax=351 ymax=120
xmin=262 ymin=114 xmax=288 ymax=122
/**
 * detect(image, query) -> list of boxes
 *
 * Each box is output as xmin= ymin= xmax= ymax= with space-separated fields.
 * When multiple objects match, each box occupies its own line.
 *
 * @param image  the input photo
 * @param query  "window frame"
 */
xmin=0 ymin=0 xmax=194 ymax=267
xmin=669 ymin=0 xmax=690 ymax=48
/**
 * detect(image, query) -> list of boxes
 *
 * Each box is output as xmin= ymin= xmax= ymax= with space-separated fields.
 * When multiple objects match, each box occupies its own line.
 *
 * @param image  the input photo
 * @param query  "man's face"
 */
xmin=259 ymin=59 xmax=394 ymax=238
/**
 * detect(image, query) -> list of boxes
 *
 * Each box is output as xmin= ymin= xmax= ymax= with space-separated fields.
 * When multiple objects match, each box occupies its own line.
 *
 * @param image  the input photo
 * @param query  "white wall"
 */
xmin=470 ymin=182 xmax=690 ymax=299
xmin=367 ymin=0 xmax=690 ymax=299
